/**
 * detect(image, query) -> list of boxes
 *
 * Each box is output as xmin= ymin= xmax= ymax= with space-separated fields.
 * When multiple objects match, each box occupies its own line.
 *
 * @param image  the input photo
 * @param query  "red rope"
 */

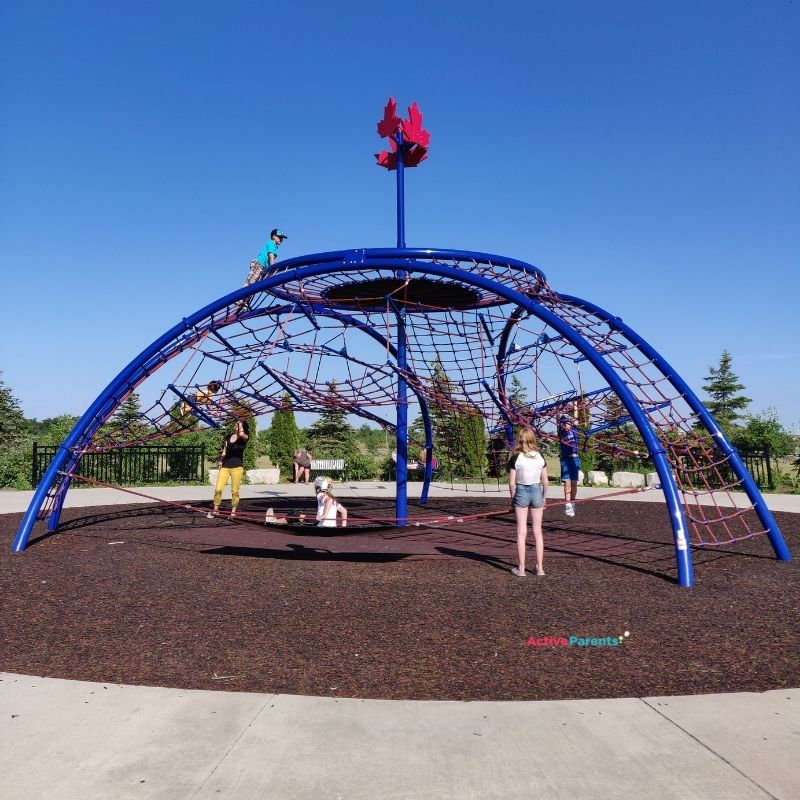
xmin=54 ymin=470 xmax=658 ymax=530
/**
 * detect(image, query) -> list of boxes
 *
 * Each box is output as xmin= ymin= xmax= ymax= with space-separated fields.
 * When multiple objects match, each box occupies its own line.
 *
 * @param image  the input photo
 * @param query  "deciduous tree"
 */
xmin=0 ymin=371 xmax=25 ymax=451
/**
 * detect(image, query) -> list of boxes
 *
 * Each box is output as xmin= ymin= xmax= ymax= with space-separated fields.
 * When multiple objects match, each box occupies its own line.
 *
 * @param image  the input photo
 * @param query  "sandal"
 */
xmin=536 ymin=568 xmax=546 ymax=576
xmin=511 ymin=567 xmax=526 ymax=577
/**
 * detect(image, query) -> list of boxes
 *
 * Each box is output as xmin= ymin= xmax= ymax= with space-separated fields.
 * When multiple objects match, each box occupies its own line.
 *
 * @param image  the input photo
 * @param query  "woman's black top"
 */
xmin=221 ymin=436 xmax=248 ymax=468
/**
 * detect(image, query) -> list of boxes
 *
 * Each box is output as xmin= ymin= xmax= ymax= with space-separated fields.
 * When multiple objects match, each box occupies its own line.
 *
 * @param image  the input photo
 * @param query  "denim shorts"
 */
xmin=560 ymin=456 xmax=580 ymax=482
xmin=513 ymin=483 xmax=544 ymax=509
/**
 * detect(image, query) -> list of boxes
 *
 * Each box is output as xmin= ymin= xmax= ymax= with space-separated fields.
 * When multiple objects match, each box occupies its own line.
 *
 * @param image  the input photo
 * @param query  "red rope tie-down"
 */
xmin=52 ymin=472 xmax=659 ymax=531
xmin=50 ymin=471 xmax=406 ymax=528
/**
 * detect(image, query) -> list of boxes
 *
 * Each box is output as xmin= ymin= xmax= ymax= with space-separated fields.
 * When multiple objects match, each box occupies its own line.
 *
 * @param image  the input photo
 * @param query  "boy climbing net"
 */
xmin=243 ymin=228 xmax=288 ymax=287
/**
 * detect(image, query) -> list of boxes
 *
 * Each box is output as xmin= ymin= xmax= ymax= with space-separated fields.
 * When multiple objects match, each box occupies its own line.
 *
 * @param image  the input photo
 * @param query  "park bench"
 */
xmin=310 ymin=458 xmax=347 ymax=480
xmin=387 ymin=458 xmax=440 ymax=481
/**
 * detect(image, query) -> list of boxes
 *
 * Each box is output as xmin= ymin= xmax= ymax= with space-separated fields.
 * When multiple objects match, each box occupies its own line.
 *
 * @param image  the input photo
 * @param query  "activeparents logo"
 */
xmin=527 ymin=631 xmax=631 ymax=647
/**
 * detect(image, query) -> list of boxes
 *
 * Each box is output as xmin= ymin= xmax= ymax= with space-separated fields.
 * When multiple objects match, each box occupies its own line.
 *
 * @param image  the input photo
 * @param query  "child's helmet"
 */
xmin=314 ymin=476 xmax=330 ymax=492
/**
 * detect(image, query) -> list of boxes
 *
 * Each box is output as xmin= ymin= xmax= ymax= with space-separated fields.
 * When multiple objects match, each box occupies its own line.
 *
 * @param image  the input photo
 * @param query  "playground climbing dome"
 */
xmin=13 ymin=98 xmax=791 ymax=588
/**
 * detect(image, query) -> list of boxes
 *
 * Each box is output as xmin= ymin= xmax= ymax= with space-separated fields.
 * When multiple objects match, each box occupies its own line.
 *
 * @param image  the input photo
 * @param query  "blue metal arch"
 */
xmin=13 ymin=249 xmax=789 ymax=588
xmin=40 ymin=297 xmax=439 ymax=541
xmin=13 ymin=253 xmax=455 ymax=551
xmin=557 ymin=293 xmax=791 ymax=563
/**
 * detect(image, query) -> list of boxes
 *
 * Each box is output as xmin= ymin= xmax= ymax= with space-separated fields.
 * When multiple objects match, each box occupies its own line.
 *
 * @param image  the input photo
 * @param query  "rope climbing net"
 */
xmin=35 ymin=249 xmax=776 ymax=549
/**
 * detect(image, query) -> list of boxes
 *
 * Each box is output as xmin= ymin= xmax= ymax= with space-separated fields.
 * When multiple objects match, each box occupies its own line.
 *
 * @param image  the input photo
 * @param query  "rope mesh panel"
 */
xmin=38 ymin=252 xmax=769 ymax=547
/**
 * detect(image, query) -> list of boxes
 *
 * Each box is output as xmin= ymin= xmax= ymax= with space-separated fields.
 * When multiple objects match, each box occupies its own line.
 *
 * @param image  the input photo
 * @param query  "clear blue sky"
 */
xmin=1 ymin=0 xmax=798 ymax=431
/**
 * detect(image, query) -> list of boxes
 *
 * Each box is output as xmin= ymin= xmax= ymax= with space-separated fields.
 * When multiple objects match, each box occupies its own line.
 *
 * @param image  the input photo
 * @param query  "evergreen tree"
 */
xmin=408 ymin=415 xmax=427 ymax=459
xmin=456 ymin=412 xmax=488 ymax=478
xmin=592 ymin=392 xmax=649 ymax=473
xmin=264 ymin=393 xmax=300 ymax=477
xmin=306 ymin=382 xmax=360 ymax=460
xmin=507 ymin=375 xmax=528 ymax=411
xmin=104 ymin=393 xmax=150 ymax=442
xmin=0 ymin=371 xmax=26 ymax=451
xmin=702 ymin=350 xmax=751 ymax=430
xmin=600 ymin=392 xmax=626 ymax=424
xmin=428 ymin=359 xmax=487 ymax=479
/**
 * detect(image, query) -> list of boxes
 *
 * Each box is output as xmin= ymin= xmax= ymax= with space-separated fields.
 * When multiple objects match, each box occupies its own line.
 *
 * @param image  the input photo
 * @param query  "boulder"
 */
xmin=645 ymin=472 xmax=660 ymax=488
xmin=611 ymin=471 xmax=645 ymax=488
xmin=246 ymin=468 xmax=280 ymax=484
xmin=587 ymin=470 xmax=609 ymax=486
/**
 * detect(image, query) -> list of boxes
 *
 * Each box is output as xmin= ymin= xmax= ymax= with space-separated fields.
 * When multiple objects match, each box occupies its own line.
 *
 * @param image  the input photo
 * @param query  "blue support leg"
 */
xmin=420 ymin=403 xmax=433 ymax=505
xmin=559 ymin=293 xmax=791 ymax=564
xmin=396 ymin=306 xmax=408 ymax=525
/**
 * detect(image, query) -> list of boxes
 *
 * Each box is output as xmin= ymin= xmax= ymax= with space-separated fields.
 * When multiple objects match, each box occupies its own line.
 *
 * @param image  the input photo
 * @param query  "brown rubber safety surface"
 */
xmin=1 ymin=496 xmax=798 ymax=701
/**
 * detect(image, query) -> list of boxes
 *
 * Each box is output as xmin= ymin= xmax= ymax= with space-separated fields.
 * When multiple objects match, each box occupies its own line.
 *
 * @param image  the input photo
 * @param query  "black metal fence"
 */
xmin=32 ymin=443 xmax=207 ymax=487
xmin=681 ymin=446 xmax=774 ymax=491
xmin=737 ymin=447 xmax=773 ymax=490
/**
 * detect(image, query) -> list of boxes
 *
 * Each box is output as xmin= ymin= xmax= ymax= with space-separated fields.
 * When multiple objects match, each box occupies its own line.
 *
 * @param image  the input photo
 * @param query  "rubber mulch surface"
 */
xmin=2 ymin=496 xmax=798 ymax=701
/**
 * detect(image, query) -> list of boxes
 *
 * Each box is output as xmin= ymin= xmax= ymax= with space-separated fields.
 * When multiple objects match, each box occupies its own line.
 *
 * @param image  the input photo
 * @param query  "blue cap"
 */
xmin=271 ymin=228 xmax=288 ymax=239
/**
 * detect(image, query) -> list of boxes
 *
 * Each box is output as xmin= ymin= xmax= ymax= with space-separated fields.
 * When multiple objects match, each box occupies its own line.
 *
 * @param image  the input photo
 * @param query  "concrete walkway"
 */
xmin=3 ymin=486 xmax=799 ymax=798
xmin=1 ymin=674 xmax=798 ymax=799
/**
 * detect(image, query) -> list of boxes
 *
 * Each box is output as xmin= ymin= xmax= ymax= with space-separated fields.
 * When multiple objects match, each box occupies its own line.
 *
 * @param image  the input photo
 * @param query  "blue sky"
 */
xmin=1 ymin=0 xmax=798 ymax=431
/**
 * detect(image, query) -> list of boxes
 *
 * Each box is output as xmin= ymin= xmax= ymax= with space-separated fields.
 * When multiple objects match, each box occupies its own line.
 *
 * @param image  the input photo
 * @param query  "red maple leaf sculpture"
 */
xmin=377 ymin=97 xmax=402 ymax=138
xmin=375 ymin=134 xmax=398 ymax=169
xmin=404 ymin=146 xmax=428 ymax=167
xmin=401 ymin=102 xmax=430 ymax=148
xmin=375 ymin=97 xmax=430 ymax=170
xmin=375 ymin=151 xmax=397 ymax=169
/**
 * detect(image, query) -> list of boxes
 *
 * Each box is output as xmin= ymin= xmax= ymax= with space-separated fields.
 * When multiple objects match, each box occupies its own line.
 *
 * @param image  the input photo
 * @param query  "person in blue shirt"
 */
xmin=243 ymin=228 xmax=288 ymax=287
xmin=559 ymin=414 xmax=580 ymax=517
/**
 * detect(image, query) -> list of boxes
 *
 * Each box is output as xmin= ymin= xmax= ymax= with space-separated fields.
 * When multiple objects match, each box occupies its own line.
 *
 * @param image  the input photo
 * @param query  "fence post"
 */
xmin=200 ymin=444 xmax=206 ymax=482
xmin=32 ymin=442 xmax=38 ymax=488
xmin=765 ymin=446 xmax=773 ymax=490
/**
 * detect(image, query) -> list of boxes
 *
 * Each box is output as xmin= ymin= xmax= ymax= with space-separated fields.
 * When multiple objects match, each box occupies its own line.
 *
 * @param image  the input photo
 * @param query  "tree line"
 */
xmin=1 ymin=352 xmax=798 ymax=491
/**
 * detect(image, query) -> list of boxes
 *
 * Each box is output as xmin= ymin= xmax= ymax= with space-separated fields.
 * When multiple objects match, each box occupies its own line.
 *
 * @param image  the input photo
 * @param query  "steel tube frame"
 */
xmin=558 ymin=293 xmax=791 ymax=563
xmin=14 ymin=251 xmax=785 ymax=587
xmin=12 ymin=254 xmax=684 ymax=574
xmin=304 ymin=303 xmax=435 ymax=506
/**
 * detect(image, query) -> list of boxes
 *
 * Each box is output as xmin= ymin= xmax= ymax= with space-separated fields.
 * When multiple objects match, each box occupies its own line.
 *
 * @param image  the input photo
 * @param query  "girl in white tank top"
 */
xmin=508 ymin=427 xmax=549 ymax=577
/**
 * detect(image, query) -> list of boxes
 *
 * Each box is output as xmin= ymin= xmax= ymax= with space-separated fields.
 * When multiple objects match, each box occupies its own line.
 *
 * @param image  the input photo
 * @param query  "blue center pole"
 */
xmin=395 ymin=131 xmax=406 ymax=249
xmin=394 ymin=130 xmax=408 ymax=524
xmin=396 ymin=307 xmax=408 ymax=525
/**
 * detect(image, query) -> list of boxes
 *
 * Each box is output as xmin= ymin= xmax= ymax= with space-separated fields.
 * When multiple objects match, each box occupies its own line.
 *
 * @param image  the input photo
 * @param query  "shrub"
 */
xmin=0 ymin=448 xmax=32 ymax=490
xmin=346 ymin=452 xmax=378 ymax=480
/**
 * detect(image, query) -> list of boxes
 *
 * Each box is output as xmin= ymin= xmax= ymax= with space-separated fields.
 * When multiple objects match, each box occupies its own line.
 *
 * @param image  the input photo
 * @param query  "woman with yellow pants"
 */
xmin=208 ymin=419 xmax=250 ymax=519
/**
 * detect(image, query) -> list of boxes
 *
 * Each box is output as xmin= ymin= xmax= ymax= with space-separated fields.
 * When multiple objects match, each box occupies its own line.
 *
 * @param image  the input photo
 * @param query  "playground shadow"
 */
xmin=202 ymin=543 xmax=407 ymax=563
xmin=17 ymin=498 xmax=791 ymax=584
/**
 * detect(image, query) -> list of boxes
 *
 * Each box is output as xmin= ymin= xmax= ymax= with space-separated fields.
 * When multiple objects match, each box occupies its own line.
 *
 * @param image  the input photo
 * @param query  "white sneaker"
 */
xmin=565 ymin=502 xmax=575 ymax=517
